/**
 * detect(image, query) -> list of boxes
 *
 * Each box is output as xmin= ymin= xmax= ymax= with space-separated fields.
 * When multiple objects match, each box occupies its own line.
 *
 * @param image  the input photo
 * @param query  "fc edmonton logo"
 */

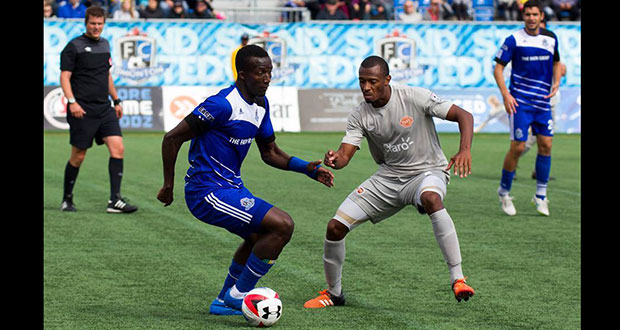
xmin=114 ymin=28 xmax=167 ymax=84
xmin=240 ymin=197 xmax=255 ymax=211
xmin=248 ymin=31 xmax=295 ymax=83
xmin=375 ymin=30 xmax=424 ymax=82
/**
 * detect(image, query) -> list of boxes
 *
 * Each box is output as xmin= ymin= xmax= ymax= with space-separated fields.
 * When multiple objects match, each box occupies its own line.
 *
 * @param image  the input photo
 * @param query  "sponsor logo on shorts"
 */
xmin=240 ymin=197 xmax=255 ymax=211
xmin=399 ymin=116 xmax=413 ymax=128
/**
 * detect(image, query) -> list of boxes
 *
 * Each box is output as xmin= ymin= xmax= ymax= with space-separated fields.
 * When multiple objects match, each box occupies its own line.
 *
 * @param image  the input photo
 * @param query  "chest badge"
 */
xmin=399 ymin=116 xmax=414 ymax=128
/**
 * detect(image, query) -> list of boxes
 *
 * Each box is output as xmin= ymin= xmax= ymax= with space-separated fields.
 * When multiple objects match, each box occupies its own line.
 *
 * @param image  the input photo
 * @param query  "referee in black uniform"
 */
xmin=59 ymin=5 xmax=137 ymax=213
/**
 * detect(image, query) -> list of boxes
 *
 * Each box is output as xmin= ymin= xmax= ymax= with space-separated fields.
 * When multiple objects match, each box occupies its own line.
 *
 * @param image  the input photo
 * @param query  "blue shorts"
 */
xmin=509 ymin=104 xmax=554 ymax=142
xmin=185 ymin=183 xmax=273 ymax=239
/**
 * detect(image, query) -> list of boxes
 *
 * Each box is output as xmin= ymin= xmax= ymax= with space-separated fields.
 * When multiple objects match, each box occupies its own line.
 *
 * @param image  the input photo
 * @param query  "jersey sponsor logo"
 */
xmin=240 ymin=197 xmax=255 ymax=211
xmin=229 ymin=137 xmax=254 ymax=146
xmin=383 ymin=137 xmax=414 ymax=153
xmin=399 ymin=116 xmax=414 ymax=128
xmin=197 ymin=106 xmax=215 ymax=122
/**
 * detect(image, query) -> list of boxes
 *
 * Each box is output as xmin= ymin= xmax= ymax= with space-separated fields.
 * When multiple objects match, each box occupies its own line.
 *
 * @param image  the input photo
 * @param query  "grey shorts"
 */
xmin=341 ymin=169 xmax=448 ymax=228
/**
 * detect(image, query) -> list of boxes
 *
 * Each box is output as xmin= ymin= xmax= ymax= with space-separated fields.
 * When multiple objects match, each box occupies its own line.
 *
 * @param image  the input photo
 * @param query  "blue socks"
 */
xmin=217 ymin=259 xmax=244 ymax=301
xmin=499 ymin=169 xmax=515 ymax=195
xmin=235 ymin=253 xmax=275 ymax=293
xmin=535 ymin=154 xmax=551 ymax=200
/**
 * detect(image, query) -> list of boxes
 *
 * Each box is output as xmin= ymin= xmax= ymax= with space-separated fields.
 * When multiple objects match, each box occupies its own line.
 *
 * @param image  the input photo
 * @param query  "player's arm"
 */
xmin=444 ymin=104 xmax=473 ymax=178
xmin=157 ymin=116 xmax=198 ymax=206
xmin=545 ymin=60 xmax=564 ymax=99
xmin=324 ymin=143 xmax=358 ymax=170
xmin=256 ymin=138 xmax=334 ymax=187
xmin=60 ymin=70 xmax=86 ymax=118
xmin=108 ymin=72 xmax=123 ymax=118
xmin=493 ymin=62 xmax=518 ymax=114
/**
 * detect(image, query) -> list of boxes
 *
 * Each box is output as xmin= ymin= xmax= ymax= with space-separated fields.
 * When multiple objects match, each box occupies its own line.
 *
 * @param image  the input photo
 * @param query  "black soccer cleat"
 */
xmin=60 ymin=196 xmax=77 ymax=212
xmin=106 ymin=196 xmax=138 ymax=213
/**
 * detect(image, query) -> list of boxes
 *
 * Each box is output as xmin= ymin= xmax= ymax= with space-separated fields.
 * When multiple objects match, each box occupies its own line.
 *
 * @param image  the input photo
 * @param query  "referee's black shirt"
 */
xmin=60 ymin=33 xmax=112 ymax=114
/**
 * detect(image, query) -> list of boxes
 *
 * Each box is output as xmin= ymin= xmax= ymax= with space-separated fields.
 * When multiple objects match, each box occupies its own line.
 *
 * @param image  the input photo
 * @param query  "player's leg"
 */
xmin=529 ymin=111 xmax=553 ymax=216
xmin=61 ymin=146 xmax=87 ymax=211
xmin=414 ymin=174 xmax=474 ymax=302
xmin=304 ymin=197 xmax=370 ymax=308
xmin=224 ymin=206 xmax=294 ymax=310
xmin=100 ymin=110 xmax=137 ymax=213
xmin=498 ymin=110 xmax=532 ymax=215
xmin=62 ymin=114 xmax=96 ymax=211
xmin=210 ymin=237 xmax=254 ymax=315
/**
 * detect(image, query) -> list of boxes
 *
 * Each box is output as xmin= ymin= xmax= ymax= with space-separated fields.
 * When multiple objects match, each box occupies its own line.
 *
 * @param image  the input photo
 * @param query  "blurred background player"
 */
xmin=157 ymin=45 xmax=334 ymax=315
xmin=304 ymin=56 xmax=475 ymax=308
xmin=521 ymin=19 xmax=567 ymax=180
xmin=231 ymin=33 xmax=250 ymax=82
xmin=493 ymin=0 xmax=562 ymax=216
xmin=60 ymin=5 xmax=137 ymax=214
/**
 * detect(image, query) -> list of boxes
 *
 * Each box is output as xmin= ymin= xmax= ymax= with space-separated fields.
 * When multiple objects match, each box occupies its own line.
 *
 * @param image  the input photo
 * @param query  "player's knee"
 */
xmin=326 ymin=219 xmax=348 ymax=241
xmin=420 ymin=191 xmax=443 ymax=214
xmin=271 ymin=212 xmax=295 ymax=243
xmin=510 ymin=142 xmax=526 ymax=155
xmin=70 ymin=151 xmax=87 ymax=167
xmin=537 ymin=139 xmax=552 ymax=155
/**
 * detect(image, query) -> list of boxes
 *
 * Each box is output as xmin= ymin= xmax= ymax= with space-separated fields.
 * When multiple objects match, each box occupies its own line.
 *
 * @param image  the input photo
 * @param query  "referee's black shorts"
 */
xmin=67 ymin=106 xmax=122 ymax=150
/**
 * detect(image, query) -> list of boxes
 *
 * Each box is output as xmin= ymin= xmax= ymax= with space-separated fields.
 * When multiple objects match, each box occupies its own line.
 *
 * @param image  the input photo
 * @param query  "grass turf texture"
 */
xmin=44 ymin=131 xmax=580 ymax=330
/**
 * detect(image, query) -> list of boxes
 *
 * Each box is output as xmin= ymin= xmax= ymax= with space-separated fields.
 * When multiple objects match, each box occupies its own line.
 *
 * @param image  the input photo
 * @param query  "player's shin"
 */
xmin=323 ymin=238 xmax=346 ymax=297
xmin=429 ymin=209 xmax=464 ymax=283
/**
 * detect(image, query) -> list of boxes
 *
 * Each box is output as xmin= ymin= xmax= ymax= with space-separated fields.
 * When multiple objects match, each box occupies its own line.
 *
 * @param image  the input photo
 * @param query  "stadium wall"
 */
xmin=43 ymin=19 xmax=581 ymax=133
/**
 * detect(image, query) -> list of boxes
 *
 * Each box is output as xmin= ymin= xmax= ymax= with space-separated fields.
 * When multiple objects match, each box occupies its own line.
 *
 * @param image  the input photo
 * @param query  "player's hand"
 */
xmin=69 ymin=102 xmax=86 ymax=119
xmin=544 ymin=83 xmax=559 ymax=99
xmin=114 ymin=104 xmax=123 ymax=119
xmin=157 ymin=186 xmax=174 ymax=206
xmin=307 ymin=160 xmax=334 ymax=187
xmin=324 ymin=150 xmax=339 ymax=168
xmin=502 ymin=93 xmax=518 ymax=114
xmin=446 ymin=150 xmax=472 ymax=178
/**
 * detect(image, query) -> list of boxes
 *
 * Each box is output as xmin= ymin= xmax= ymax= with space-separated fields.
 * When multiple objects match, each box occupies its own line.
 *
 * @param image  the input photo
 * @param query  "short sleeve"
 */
xmin=189 ymin=95 xmax=232 ymax=133
xmin=341 ymin=107 xmax=365 ymax=147
xmin=415 ymin=87 xmax=452 ymax=119
xmin=60 ymin=42 xmax=77 ymax=72
xmin=494 ymin=35 xmax=515 ymax=66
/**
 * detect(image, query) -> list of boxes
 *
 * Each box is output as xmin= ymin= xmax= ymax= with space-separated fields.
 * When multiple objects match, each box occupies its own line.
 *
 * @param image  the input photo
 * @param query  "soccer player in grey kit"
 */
xmin=304 ymin=56 xmax=475 ymax=308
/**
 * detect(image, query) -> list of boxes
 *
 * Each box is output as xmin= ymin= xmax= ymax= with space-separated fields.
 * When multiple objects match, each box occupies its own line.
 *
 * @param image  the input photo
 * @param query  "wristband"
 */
xmin=113 ymin=98 xmax=122 ymax=106
xmin=288 ymin=156 xmax=320 ymax=180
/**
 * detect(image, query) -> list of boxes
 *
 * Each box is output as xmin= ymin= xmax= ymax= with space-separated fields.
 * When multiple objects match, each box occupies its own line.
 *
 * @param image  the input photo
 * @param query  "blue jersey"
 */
xmin=185 ymin=85 xmax=275 ymax=188
xmin=494 ymin=28 xmax=560 ymax=112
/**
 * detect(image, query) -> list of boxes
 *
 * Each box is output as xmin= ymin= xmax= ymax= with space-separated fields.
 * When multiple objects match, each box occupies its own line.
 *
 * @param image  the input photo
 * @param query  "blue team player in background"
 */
xmin=493 ymin=0 xmax=562 ymax=217
xmin=157 ymin=45 xmax=335 ymax=315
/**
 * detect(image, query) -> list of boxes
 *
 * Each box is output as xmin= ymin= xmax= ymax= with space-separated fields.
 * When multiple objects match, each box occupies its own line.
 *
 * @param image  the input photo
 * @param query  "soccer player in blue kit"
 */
xmin=157 ymin=45 xmax=335 ymax=315
xmin=493 ymin=0 xmax=562 ymax=217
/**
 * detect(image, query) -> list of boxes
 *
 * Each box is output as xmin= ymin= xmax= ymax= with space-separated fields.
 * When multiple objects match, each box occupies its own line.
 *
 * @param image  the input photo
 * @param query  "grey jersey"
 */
xmin=342 ymin=84 xmax=453 ymax=179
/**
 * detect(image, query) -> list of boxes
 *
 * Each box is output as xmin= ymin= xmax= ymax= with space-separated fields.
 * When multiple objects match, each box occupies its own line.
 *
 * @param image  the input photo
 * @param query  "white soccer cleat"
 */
xmin=498 ymin=193 xmax=517 ymax=216
xmin=531 ymin=196 xmax=550 ymax=216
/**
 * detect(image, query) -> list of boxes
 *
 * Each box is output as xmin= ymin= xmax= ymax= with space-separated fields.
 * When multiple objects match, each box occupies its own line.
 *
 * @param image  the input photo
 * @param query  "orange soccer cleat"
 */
xmin=303 ymin=289 xmax=346 ymax=309
xmin=452 ymin=278 xmax=475 ymax=302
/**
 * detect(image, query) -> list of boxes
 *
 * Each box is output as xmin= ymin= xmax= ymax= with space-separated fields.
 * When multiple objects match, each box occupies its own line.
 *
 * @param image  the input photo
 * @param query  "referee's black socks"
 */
xmin=63 ymin=161 xmax=80 ymax=201
xmin=109 ymin=157 xmax=124 ymax=201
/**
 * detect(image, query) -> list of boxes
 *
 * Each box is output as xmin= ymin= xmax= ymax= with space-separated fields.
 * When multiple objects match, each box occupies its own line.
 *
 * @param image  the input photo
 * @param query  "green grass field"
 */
xmin=43 ymin=131 xmax=580 ymax=330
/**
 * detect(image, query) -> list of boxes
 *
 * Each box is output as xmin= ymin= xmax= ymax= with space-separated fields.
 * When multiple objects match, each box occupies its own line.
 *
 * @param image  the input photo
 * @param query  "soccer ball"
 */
xmin=241 ymin=287 xmax=282 ymax=327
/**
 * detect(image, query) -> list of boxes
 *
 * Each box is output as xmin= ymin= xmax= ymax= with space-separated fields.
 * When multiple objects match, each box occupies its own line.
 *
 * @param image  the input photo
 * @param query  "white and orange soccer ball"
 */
xmin=241 ymin=287 xmax=282 ymax=327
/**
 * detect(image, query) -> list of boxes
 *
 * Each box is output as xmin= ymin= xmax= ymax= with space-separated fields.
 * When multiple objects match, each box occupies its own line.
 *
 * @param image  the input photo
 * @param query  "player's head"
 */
xmin=522 ymin=0 xmax=544 ymax=33
xmin=241 ymin=33 xmax=249 ymax=46
xmin=84 ymin=6 xmax=106 ymax=39
xmin=358 ymin=56 xmax=391 ymax=104
xmin=236 ymin=44 xmax=272 ymax=97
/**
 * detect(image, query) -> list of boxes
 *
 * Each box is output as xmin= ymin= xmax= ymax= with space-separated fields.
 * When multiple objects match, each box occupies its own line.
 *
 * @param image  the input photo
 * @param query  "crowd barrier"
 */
xmin=44 ymin=19 xmax=580 ymax=133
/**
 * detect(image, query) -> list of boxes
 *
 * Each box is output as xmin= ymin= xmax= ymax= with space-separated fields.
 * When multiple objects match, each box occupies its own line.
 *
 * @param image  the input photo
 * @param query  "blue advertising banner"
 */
xmin=44 ymin=20 xmax=580 ymax=90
